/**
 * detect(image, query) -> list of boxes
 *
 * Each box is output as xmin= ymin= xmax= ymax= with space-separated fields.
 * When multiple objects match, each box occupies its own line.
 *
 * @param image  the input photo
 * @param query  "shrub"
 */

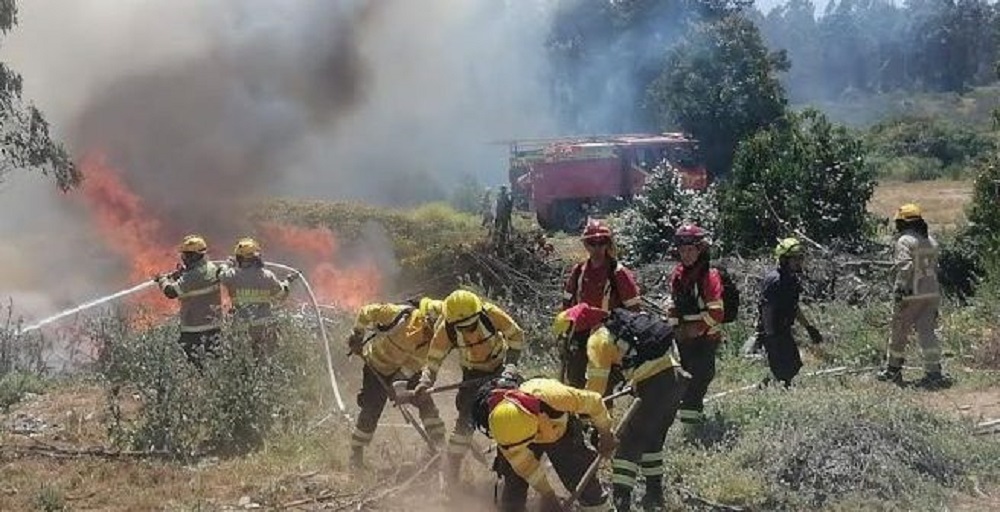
xmin=666 ymin=384 xmax=1000 ymax=509
xmin=865 ymin=116 xmax=997 ymax=181
xmin=95 ymin=312 xmax=313 ymax=458
xmin=612 ymin=163 xmax=719 ymax=266
xmin=719 ymin=109 xmax=878 ymax=255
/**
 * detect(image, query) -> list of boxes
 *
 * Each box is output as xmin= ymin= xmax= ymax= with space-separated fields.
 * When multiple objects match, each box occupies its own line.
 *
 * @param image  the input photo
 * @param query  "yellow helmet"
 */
xmin=234 ymin=237 xmax=262 ymax=258
xmin=488 ymin=400 xmax=538 ymax=447
xmin=178 ymin=235 xmax=208 ymax=253
xmin=444 ymin=289 xmax=483 ymax=327
xmin=774 ymin=237 xmax=803 ymax=259
xmin=552 ymin=309 xmax=573 ymax=337
xmin=895 ymin=203 xmax=922 ymax=221
xmin=419 ymin=297 xmax=443 ymax=321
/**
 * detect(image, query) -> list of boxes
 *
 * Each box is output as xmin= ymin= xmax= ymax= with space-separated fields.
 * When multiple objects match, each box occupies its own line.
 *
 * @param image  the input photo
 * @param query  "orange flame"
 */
xmin=258 ymin=222 xmax=381 ymax=310
xmin=77 ymin=150 xmax=176 ymax=320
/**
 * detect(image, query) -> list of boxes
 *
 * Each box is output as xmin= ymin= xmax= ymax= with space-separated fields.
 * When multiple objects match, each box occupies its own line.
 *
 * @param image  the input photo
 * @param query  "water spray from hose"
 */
xmin=18 ymin=280 xmax=158 ymax=334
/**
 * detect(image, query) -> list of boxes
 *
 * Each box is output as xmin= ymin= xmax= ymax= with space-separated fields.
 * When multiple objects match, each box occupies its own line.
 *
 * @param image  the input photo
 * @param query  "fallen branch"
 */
xmin=676 ymin=484 xmax=745 ymax=511
xmin=335 ymin=452 xmax=442 ymax=511
xmin=1 ymin=437 xmax=183 ymax=461
xmin=281 ymin=489 xmax=359 ymax=509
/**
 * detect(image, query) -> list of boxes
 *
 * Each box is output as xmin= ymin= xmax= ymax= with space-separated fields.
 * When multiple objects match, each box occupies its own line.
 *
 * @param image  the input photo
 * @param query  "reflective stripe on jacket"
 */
xmin=424 ymin=303 xmax=524 ymax=373
xmin=219 ymin=264 xmax=289 ymax=325
xmin=160 ymin=260 xmax=222 ymax=332
xmin=894 ymin=232 xmax=940 ymax=301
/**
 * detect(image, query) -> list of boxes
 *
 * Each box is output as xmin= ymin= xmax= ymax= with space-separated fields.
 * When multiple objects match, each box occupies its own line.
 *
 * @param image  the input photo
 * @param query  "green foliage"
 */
xmin=0 ymin=370 xmax=45 ymax=411
xmin=96 ymin=314 xmax=313 ymax=457
xmin=667 ymin=384 xmax=1000 ymax=509
xmin=449 ymin=173 xmax=486 ymax=214
xmin=866 ymin=117 xmax=997 ymax=181
xmin=718 ymin=109 xmax=877 ymax=254
xmin=648 ymin=14 xmax=788 ymax=176
xmin=33 ymin=485 xmax=66 ymax=512
xmin=0 ymin=1 xmax=78 ymax=191
xmin=612 ymin=164 xmax=718 ymax=266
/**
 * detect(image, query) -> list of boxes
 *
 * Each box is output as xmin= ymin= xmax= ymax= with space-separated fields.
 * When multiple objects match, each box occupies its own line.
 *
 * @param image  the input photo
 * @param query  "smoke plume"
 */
xmin=0 ymin=0 xmax=558 ymax=322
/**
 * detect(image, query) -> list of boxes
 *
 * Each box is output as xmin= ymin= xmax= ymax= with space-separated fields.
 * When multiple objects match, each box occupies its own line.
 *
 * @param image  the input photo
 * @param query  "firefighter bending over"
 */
xmin=472 ymin=376 xmax=615 ymax=512
xmin=346 ymin=298 xmax=447 ymax=468
xmin=413 ymin=289 xmax=525 ymax=487
xmin=554 ymin=303 xmax=687 ymax=511
xmin=218 ymin=237 xmax=298 ymax=359
xmin=877 ymin=204 xmax=953 ymax=389
xmin=560 ymin=219 xmax=641 ymax=389
xmin=154 ymin=235 xmax=223 ymax=368
xmin=667 ymin=224 xmax=724 ymax=425
xmin=757 ymin=238 xmax=824 ymax=388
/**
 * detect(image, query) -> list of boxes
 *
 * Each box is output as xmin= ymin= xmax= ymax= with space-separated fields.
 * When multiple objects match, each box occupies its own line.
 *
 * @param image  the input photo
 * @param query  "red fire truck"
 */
xmin=507 ymin=133 xmax=708 ymax=231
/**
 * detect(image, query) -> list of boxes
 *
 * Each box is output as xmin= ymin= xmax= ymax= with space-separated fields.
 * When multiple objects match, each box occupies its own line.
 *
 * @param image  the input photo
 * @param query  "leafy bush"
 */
xmin=866 ymin=116 xmax=997 ymax=181
xmin=0 ymin=371 xmax=46 ymax=412
xmin=96 ymin=313 xmax=313 ymax=457
xmin=718 ymin=109 xmax=878 ymax=255
xmin=666 ymin=384 xmax=1000 ymax=509
xmin=613 ymin=164 xmax=718 ymax=265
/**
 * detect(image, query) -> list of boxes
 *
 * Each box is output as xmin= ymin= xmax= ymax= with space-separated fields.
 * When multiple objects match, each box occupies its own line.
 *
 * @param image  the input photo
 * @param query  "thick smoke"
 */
xmin=0 ymin=0 xmax=558 ymax=321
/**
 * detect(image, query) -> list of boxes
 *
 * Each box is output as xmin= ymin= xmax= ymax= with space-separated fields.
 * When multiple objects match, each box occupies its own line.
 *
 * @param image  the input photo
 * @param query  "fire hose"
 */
xmin=13 ymin=261 xmax=351 ymax=422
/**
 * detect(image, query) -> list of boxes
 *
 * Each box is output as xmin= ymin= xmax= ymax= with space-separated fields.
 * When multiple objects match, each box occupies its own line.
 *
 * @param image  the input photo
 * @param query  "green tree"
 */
xmin=647 ymin=14 xmax=788 ymax=177
xmin=718 ymin=109 xmax=876 ymax=254
xmin=0 ymin=1 xmax=77 ymax=190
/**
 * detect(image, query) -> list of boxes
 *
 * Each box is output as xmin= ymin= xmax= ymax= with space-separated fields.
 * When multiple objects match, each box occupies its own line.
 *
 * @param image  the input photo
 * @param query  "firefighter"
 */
xmin=666 ymin=223 xmax=724 ymax=425
xmin=554 ymin=303 xmax=687 ymax=511
xmin=218 ymin=237 xmax=298 ymax=359
xmin=480 ymin=187 xmax=495 ymax=229
xmin=757 ymin=238 xmax=824 ymax=388
xmin=154 ymin=234 xmax=223 ymax=368
xmin=346 ymin=297 xmax=447 ymax=468
xmin=413 ymin=289 xmax=525 ymax=486
xmin=494 ymin=185 xmax=514 ymax=246
xmin=471 ymin=376 xmax=615 ymax=512
xmin=560 ymin=219 xmax=641 ymax=389
xmin=877 ymin=204 xmax=953 ymax=388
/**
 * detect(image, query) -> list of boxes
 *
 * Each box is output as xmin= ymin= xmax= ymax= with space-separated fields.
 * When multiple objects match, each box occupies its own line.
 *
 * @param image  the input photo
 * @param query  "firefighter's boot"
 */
xmin=349 ymin=447 xmax=365 ymax=469
xmin=640 ymin=477 xmax=666 ymax=511
xmin=443 ymin=452 xmax=464 ymax=492
xmin=612 ymin=485 xmax=633 ymax=512
xmin=916 ymin=371 xmax=954 ymax=390
xmin=876 ymin=365 xmax=903 ymax=385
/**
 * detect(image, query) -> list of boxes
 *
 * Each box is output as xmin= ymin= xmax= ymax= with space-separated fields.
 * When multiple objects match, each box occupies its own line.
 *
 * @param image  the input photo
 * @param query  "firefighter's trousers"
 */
xmin=445 ymin=367 xmax=500 ymax=476
xmin=888 ymin=296 xmax=942 ymax=372
xmin=495 ymin=418 xmax=609 ymax=512
xmin=350 ymin=365 xmax=445 ymax=451
xmin=611 ymin=368 xmax=687 ymax=494
xmin=178 ymin=329 xmax=220 ymax=368
xmin=676 ymin=336 xmax=717 ymax=423
xmin=762 ymin=331 xmax=802 ymax=385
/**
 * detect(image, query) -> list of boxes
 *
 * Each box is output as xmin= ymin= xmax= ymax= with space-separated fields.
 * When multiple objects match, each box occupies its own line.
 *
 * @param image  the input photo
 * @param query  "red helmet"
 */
xmin=674 ymin=223 xmax=708 ymax=246
xmin=582 ymin=219 xmax=613 ymax=242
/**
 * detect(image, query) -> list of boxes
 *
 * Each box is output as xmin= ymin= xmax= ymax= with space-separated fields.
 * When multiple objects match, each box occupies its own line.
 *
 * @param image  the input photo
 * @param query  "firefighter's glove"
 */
xmin=391 ymin=380 xmax=412 ymax=404
xmin=806 ymin=325 xmax=823 ymax=344
xmin=500 ymin=364 xmax=520 ymax=383
xmin=596 ymin=429 xmax=617 ymax=458
xmin=347 ymin=331 xmax=365 ymax=354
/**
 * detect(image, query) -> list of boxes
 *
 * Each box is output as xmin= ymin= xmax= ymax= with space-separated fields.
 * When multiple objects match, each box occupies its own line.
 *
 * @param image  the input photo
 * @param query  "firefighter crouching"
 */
xmin=218 ymin=237 xmax=298 ymax=359
xmin=554 ymin=303 xmax=688 ymax=511
xmin=472 ymin=377 xmax=616 ymax=512
xmin=154 ymin=235 xmax=223 ymax=368
xmin=667 ymin=224 xmax=724 ymax=425
xmin=413 ymin=289 xmax=525 ymax=485
xmin=757 ymin=238 xmax=824 ymax=388
xmin=560 ymin=219 xmax=641 ymax=389
xmin=877 ymin=204 xmax=953 ymax=389
xmin=346 ymin=298 xmax=447 ymax=468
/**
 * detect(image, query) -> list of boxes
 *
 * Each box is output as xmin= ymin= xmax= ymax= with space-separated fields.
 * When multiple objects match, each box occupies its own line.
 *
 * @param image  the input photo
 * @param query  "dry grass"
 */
xmin=870 ymin=179 xmax=973 ymax=230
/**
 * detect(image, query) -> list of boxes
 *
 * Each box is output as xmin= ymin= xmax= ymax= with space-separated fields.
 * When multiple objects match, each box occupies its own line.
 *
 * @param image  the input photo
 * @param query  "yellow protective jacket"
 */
xmin=218 ymin=264 xmax=290 ymax=325
xmin=499 ymin=378 xmax=612 ymax=495
xmin=424 ymin=302 xmax=524 ymax=376
xmin=353 ymin=303 xmax=432 ymax=377
xmin=585 ymin=326 xmax=679 ymax=396
xmin=159 ymin=260 xmax=222 ymax=333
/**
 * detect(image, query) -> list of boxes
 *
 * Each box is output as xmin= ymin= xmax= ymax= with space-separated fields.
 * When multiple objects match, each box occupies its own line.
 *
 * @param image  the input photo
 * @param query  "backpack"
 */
xmin=713 ymin=266 xmax=740 ymax=324
xmin=604 ymin=308 xmax=673 ymax=368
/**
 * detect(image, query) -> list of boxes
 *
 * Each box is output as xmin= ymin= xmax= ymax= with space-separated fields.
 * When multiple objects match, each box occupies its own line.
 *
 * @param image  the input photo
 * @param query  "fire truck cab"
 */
xmin=507 ymin=133 xmax=708 ymax=231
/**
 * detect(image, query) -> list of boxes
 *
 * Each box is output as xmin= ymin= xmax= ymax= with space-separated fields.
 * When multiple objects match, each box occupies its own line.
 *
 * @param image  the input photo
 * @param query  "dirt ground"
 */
xmin=869 ymin=179 xmax=973 ymax=230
